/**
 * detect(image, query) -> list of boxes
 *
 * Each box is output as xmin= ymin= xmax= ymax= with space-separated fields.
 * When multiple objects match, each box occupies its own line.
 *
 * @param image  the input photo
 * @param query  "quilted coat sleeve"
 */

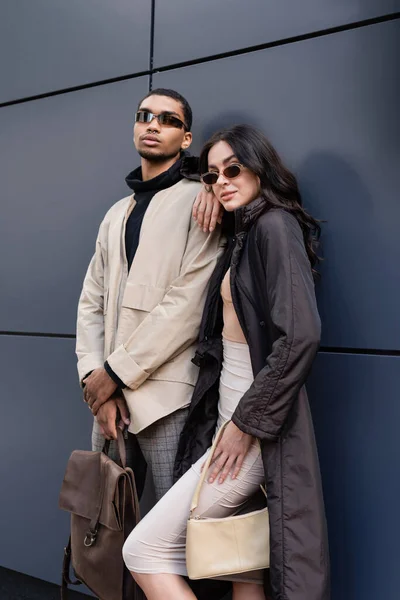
xmin=231 ymin=211 xmax=321 ymax=441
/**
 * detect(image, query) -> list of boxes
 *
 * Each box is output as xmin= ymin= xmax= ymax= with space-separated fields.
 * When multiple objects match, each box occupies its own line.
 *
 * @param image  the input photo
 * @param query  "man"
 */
xmin=76 ymin=88 xmax=224 ymax=500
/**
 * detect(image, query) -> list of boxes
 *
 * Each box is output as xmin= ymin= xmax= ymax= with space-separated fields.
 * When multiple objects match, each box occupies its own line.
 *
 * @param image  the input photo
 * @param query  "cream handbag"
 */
xmin=186 ymin=422 xmax=270 ymax=580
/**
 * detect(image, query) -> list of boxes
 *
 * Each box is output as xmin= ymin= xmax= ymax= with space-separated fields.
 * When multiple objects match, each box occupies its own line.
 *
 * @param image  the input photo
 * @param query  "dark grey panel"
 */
xmin=154 ymin=21 xmax=400 ymax=350
xmin=153 ymin=0 xmax=400 ymax=66
xmin=307 ymin=353 xmax=400 ymax=600
xmin=0 ymin=0 xmax=150 ymax=103
xmin=0 ymin=336 xmax=93 ymax=585
xmin=0 ymin=77 xmax=149 ymax=334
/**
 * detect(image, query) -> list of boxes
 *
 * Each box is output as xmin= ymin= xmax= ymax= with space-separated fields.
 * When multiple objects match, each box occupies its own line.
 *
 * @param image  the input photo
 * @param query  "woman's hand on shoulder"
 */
xmin=193 ymin=187 xmax=223 ymax=232
xmin=208 ymin=421 xmax=254 ymax=484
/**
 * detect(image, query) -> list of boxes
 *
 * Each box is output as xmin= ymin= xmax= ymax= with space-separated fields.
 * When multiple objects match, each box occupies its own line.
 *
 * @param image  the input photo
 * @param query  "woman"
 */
xmin=123 ymin=125 xmax=330 ymax=600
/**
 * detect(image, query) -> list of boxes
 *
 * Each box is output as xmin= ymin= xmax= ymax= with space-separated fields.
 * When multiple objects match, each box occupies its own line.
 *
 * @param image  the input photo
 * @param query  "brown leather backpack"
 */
xmin=59 ymin=429 xmax=144 ymax=600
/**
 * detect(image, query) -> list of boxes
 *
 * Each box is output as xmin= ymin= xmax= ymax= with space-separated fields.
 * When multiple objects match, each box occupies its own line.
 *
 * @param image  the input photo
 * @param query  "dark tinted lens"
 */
xmin=201 ymin=172 xmax=218 ymax=185
xmin=224 ymin=164 xmax=242 ymax=178
xmin=158 ymin=113 xmax=185 ymax=128
xmin=135 ymin=110 xmax=151 ymax=123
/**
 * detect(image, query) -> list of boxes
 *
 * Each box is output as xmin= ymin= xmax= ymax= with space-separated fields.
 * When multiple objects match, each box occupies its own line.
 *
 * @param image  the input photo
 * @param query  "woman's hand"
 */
xmin=193 ymin=187 xmax=223 ymax=232
xmin=208 ymin=421 xmax=254 ymax=484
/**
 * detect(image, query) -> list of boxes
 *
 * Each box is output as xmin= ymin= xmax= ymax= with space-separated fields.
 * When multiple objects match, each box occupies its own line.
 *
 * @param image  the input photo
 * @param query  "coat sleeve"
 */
xmin=75 ymin=226 xmax=106 ymax=385
xmin=106 ymin=220 xmax=224 ymax=390
xmin=231 ymin=211 xmax=321 ymax=441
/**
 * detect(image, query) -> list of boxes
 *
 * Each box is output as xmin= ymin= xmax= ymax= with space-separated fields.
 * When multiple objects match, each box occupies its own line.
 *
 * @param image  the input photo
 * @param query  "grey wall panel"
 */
xmin=154 ymin=20 xmax=400 ymax=350
xmin=0 ymin=333 xmax=156 ymax=591
xmin=0 ymin=336 xmax=93 ymax=586
xmin=0 ymin=1 xmax=151 ymax=103
xmin=307 ymin=353 xmax=400 ymax=600
xmin=153 ymin=0 xmax=400 ymax=66
xmin=0 ymin=76 xmax=149 ymax=335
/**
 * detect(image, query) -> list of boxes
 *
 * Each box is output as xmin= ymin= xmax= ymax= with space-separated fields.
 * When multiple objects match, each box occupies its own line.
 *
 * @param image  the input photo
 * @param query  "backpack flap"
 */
xmin=59 ymin=449 xmax=125 ymax=531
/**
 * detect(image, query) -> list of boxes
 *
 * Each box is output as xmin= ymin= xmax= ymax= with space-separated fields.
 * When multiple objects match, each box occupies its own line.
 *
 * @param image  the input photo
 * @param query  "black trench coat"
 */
xmin=174 ymin=201 xmax=330 ymax=600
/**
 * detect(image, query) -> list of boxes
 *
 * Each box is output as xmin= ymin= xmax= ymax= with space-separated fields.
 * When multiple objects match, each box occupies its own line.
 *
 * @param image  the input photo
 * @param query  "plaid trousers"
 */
xmin=92 ymin=406 xmax=189 ymax=500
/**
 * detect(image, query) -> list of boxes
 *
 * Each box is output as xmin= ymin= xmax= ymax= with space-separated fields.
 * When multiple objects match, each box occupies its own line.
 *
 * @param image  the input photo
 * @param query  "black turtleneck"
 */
xmin=124 ymin=158 xmax=184 ymax=270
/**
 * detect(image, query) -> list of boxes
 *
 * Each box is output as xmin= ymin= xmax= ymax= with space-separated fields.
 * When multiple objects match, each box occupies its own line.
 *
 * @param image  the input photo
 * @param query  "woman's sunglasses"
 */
xmin=135 ymin=110 xmax=187 ymax=131
xmin=201 ymin=163 xmax=244 ymax=186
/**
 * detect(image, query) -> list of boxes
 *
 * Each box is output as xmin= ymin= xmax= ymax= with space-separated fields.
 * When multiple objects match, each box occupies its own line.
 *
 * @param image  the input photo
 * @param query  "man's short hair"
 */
xmin=137 ymin=88 xmax=193 ymax=131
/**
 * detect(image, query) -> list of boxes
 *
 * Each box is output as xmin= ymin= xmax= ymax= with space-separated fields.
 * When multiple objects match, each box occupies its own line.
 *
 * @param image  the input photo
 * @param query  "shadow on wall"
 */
xmin=297 ymin=151 xmax=393 ymax=348
xmin=299 ymin=152 xmax=397 ymax=600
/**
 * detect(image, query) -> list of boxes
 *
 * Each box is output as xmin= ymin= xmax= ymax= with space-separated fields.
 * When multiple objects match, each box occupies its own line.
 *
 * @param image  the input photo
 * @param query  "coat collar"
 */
xmin=234 ymin=196 xmax=267 ymax=234
xmin=179 ymin=153 xmax=201 ymax=182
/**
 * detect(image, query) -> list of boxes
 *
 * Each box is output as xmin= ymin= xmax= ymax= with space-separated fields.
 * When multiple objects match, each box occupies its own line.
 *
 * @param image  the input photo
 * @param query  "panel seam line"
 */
xmin=153 ymin=12 xmax=400 ymax=74
xmin=1 ymin=11 xmax=398 ymax=107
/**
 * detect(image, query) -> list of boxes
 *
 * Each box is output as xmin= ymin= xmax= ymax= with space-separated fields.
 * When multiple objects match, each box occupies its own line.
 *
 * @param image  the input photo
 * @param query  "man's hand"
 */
xmin=96 ymin=396 xmax=130 ymax=440
xmin=83 ymin=367 xmax=118 ymax=415
xmin=207 ymin=421 xmax=254 ymax=484
xmin=193 ymin=187 xmax=223 ymax=233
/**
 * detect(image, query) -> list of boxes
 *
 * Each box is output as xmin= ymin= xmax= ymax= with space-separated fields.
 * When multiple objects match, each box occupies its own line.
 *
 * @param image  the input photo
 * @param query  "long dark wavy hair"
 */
xmin=199 ymin=124 xmax=321 ymax=271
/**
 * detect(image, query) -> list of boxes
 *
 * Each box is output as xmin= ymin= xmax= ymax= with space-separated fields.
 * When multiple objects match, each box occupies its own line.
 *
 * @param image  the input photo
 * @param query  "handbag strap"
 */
xmin=190 ymin=421 xmax=229 ymax=514
xmin=189 ymin=421 xmax=268 ymax=514
xmin=103 ymin=428 xmax=127 ymax=468
xmin=116 ymin=427 xmax=127 ymax=468
xmin=87 ymin=428 xmax=127 ymax=537
xmin=61 ymin=537 xmax=81 ymax=599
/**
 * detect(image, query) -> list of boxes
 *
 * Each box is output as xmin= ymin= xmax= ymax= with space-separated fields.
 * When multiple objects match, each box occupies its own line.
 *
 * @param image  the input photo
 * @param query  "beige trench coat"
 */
xmin=76 ymin=179 xmax=224 ymax=433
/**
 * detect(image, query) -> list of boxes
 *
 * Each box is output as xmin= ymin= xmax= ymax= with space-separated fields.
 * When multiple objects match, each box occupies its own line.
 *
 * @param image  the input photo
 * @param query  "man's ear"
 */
xmin=181 ymin=131 xmax=193 ymax=150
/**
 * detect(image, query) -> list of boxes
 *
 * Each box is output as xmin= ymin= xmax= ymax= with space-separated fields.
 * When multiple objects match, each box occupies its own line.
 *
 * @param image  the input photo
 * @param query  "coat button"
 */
xmin=259 ymin=321 xmax=265 ymax=327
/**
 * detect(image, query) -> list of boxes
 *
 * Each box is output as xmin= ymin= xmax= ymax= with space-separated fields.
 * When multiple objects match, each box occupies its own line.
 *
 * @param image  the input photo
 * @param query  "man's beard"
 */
xmin=138 ymin=147 xmax=181 ymax=163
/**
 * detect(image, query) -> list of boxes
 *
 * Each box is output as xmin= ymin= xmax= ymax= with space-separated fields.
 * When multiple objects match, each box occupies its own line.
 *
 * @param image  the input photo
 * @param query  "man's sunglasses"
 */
xmin=135 ymin=110 xmax=187 ymax=130
xmin=201 ymin=163 xmax=244 ymax=186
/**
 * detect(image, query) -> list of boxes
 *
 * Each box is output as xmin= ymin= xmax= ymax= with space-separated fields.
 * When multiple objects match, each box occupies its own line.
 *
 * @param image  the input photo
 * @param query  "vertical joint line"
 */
xmin=149 ymin=0 xmax=156 ymax=91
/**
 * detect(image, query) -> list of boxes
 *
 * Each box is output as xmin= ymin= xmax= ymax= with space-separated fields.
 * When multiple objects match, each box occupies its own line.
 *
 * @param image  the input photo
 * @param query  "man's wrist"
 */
xmin=82 ymin=370 xmax=94 ymax=388
xmin=104 ymin=361 xmax=126 ymax=389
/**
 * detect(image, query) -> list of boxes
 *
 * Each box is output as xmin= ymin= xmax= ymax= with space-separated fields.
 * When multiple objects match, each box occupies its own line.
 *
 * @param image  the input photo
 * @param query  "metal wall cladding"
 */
xmin=0 ymin=77 xmax=149 ymax=335
xmin=2 ymin=0 xmax=400 ymax=597
xmin=154 ymin=20 xmax=400 ymax=350
xmin=0 ymin=336 xmax=93 ymax=585
xmin=0 ymin=0 xmax=151 ymax=103
xmin=308 ymin=352 xmax=400 ymax=600
xmin=153 ymin=0 xmax=400 ymax=66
